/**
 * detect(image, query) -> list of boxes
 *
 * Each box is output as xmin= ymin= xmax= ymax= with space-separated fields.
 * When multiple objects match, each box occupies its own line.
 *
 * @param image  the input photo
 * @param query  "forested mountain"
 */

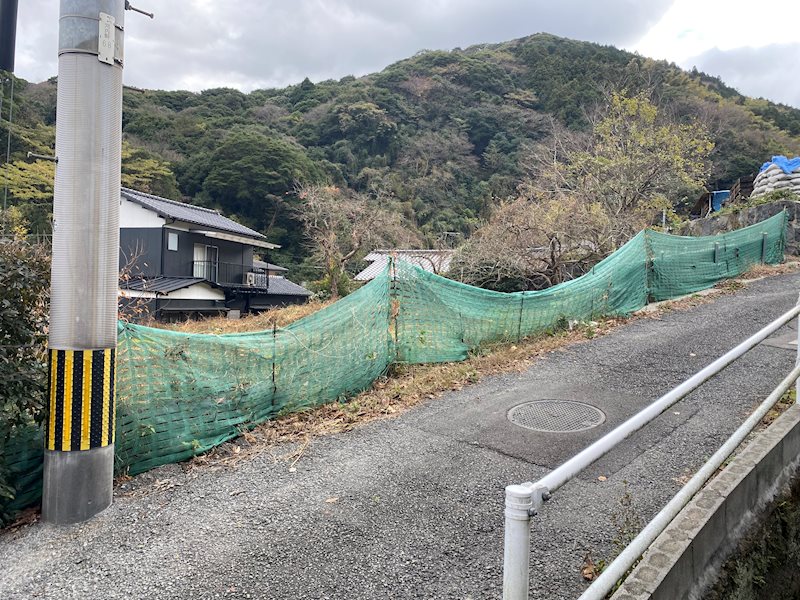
xmin=3 ymin=33 xmax=800 ymax=272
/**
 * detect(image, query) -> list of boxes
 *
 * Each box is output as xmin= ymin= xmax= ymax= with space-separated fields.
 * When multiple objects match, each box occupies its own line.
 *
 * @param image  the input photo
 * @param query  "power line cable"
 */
xmin=1 ymin=73 xmax=13 ymax=232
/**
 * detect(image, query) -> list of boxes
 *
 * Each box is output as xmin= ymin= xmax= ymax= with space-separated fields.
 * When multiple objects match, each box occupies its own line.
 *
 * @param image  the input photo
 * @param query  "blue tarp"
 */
xmin=711 ymin=190 xmax=730 ymax=212
xmin=760 ymin=155 xmax=800 ymax=174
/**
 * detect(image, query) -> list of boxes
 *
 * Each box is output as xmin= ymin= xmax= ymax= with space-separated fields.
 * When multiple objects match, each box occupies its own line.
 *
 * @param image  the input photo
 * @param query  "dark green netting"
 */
xmin=1 ymin=211 xmax=787 ymax=515
xmin=1 ymin=423 xmax=43 ymax=513
xmin=393 ymin=231 xmax=649 ymax=363
xmin=114 ymin=270 xmax=393 ymax=475
xmin=648 ymin=216 xmax=786 ymax=300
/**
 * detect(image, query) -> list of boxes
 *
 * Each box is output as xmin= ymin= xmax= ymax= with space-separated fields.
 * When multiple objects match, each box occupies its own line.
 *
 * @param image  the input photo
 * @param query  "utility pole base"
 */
xmin=42 ymin=445 xmax=114 ymax=524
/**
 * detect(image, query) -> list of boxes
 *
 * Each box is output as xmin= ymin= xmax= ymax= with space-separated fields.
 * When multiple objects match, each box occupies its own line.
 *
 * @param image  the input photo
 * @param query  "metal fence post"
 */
xmin=503 ymin=484 xmax=533 ymax=600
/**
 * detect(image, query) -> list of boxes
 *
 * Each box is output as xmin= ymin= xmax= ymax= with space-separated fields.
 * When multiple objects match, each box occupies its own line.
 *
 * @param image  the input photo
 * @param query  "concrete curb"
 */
xmin=611 ymin=403 xmax=800 ymax=600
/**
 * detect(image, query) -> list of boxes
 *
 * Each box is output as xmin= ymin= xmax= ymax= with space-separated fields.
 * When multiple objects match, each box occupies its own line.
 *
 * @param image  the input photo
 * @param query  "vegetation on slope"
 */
xmin=2 ymin=33 xmax=800 ymax=282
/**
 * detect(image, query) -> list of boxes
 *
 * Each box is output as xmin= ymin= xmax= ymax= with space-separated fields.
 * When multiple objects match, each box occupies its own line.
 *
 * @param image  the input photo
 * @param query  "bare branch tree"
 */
xmin=295 ymin=184 xmax=420 ymax=298
xmin=452 ymin=194 xmax=610 ymax=291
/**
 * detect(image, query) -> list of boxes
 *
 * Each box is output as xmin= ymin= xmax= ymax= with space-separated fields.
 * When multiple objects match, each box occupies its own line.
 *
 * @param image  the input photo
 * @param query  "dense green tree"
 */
xmin=0 ymin=160 xmax=54 ymax=202
xmin=197 ymin=129 xmax=326 ymax=258
xmin=121 ymin=143 xmax=180 ymax=198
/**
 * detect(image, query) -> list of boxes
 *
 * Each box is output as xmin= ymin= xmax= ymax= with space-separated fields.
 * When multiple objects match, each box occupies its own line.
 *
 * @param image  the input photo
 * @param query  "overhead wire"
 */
xmin=1 ymin=73 xmax=13 ymax=232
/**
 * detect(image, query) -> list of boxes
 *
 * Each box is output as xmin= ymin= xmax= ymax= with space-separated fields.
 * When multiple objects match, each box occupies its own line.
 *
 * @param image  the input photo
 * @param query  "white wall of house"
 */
xmin=119 ymin=289 xmax=157 ymax=299
xmin=119 ymin=283 xmax=225 ymax=301
xmin=120 ymin=197 xmax=166 ymax=228
xmin=160 ymin=283 xmax=224 ymax=301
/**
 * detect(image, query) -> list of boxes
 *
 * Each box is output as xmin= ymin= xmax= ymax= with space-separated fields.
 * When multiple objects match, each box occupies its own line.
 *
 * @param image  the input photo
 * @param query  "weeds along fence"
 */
xmin=0 ymin=212 xmax=788 ymax=516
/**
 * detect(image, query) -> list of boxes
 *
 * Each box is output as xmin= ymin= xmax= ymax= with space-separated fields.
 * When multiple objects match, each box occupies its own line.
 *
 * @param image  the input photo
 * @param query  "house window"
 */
xmin=167 ymin=231 xmax=178 ymax=251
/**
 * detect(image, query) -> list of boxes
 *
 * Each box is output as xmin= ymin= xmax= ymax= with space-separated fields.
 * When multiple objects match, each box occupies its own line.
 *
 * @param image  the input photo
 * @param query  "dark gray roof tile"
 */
xmin=267 ymin=276 xmax=311 ymax=296
xmin=121 ymin=188 xmax=265 ymax=239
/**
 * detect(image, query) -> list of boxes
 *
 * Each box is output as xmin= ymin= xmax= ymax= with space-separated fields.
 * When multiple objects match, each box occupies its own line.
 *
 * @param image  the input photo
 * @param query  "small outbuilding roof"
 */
xmin=253 ymin=259 xmax=288 ymax=272
xmin=120 ymin=276 xmax=218 ymax=294
xmin=266 ymin=276 xmax=312 ymax=297
xmin=355 ymin=249 xmax=455 ymax=281
xmin=121 ymin=188 xmax=274 ymax=243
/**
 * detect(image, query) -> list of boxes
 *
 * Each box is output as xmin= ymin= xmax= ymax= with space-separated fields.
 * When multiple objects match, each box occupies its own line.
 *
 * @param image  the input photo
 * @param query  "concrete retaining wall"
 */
xmin=611 ymin=403 xmax=800 ymax=600
xmin=681 ymin=201 xmax=800 ymax=256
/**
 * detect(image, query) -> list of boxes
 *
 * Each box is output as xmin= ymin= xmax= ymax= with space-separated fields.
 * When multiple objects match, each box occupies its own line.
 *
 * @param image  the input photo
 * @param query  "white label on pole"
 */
xmin=98 ymin=13 xmax=115 ymax=65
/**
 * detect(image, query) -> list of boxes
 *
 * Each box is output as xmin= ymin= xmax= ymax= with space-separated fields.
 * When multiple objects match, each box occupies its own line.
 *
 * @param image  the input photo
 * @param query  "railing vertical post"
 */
xmin=761 ymin=232 xmax=768 ymax=263
xmin=503 ymin=484 xmax=533 ymax=600
xmin=796 ymin=294 xmax=800 ymax=404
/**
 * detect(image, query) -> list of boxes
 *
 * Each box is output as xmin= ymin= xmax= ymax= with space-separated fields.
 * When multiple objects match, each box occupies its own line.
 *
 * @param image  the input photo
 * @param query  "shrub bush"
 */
xmin=0 ymin=237 xmax=49 ymax=513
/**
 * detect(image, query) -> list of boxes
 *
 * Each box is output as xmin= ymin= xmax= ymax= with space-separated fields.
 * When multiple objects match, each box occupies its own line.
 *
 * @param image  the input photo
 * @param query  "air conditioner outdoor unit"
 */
xmin=244 ymin=272 xmax=256 ymax=286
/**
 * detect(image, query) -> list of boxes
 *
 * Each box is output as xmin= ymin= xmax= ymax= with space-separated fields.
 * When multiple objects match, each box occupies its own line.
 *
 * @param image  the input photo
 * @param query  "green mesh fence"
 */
xmin=0 ymin=211 xmax=788 ymax=516
xmin=648 ymin=218 xmax=786 ymax=300
xmin=114 ymin=271 xmax=392 ymax=475
xmin=1 ymin=423 xmax=42 ymax=514
xmin=393 ymin=231 xmax=650 ymax=363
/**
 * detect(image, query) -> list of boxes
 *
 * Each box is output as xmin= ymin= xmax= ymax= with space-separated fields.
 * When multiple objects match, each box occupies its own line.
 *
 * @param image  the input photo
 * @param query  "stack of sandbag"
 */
xmin=751 ymin=156 xmax=800 ymax=197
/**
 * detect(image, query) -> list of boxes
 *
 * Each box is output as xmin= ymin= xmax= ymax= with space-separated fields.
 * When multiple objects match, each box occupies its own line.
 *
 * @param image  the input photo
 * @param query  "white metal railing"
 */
xmin=503 ymin=299 xmax=800 ymax=600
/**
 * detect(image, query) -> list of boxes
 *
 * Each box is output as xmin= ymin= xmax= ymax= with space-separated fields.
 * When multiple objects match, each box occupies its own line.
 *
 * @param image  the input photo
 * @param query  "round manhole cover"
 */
xmin=508 ymin=400 xmax=606 ymax=433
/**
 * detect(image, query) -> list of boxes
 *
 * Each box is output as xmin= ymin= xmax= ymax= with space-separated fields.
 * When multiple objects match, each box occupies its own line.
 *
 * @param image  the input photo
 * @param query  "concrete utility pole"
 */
xmin=42 ymin=0 xmax=126 ymax=524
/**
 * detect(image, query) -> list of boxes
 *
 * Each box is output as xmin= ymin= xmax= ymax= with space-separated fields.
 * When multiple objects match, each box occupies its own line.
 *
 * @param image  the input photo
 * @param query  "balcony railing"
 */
xmin=191 ymin=261 xmax=268 ymax=289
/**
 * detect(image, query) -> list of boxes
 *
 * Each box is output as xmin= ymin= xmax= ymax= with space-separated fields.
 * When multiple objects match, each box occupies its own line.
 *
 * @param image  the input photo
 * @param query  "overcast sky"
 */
xmin=12 ymin=0 xmax=800 ymax=108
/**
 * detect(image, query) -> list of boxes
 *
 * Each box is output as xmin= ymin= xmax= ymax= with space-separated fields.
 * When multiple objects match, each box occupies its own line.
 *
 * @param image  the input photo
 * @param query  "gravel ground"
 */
xmin=2 ymin=272 xmax=799 ymax=600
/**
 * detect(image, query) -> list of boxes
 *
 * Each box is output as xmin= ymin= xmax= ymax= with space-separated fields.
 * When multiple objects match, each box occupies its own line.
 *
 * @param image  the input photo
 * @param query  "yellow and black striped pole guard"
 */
xmin=47 ymin=348 xmax=115 ymax=452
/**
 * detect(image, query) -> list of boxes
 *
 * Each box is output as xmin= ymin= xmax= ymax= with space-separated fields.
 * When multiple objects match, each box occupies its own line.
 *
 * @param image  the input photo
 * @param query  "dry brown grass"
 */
xmin=740 ymin=256 xmax=800 ymax=280
xmin=153 ymin=300 xmax=332 ymax=334
xmin=709 ymin=258 xmax=800 ymax=294
xmin=182 ymin=260 xmax=798 ymax=471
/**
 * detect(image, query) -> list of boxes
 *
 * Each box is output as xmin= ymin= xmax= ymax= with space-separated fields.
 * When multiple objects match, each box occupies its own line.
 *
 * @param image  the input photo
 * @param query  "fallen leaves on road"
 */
xmin=581 ymin=551 xmax=601 ymax=581
xmin=3 ymin=508 xmax=39 ymax=532
xmin=153 ymin=478 xmax=181 ymax=492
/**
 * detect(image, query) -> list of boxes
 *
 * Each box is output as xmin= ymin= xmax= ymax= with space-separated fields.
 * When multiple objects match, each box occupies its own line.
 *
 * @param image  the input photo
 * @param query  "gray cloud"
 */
xmin=15 ymin=0 xmax=671 ymax=91
xmin=684 ymin=44 xmax=800 ymax=109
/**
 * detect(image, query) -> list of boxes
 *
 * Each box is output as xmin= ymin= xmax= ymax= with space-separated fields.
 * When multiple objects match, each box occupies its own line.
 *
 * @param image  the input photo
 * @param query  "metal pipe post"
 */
xmin=501 ymin=303 xmax=800 ymax=596
xmin=503 ymin=485 xmax=533 ymax=600
xmin=42 ymin=0 xmax=125 ymax=524
xmin=796 ymin=295 xmax=800 ymax=404
xmin=0 ymin=0 xmax=18 ymax=72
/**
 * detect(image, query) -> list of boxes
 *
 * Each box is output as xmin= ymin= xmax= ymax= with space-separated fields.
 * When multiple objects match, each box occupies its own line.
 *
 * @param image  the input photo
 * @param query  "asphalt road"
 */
xmin=2 ymin=271 xmax=799 ymax=600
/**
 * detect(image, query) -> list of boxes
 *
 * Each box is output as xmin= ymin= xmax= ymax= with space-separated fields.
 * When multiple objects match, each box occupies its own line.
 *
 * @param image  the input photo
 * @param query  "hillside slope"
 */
xmin=3 ymin=33 xmax=800 ymax=269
